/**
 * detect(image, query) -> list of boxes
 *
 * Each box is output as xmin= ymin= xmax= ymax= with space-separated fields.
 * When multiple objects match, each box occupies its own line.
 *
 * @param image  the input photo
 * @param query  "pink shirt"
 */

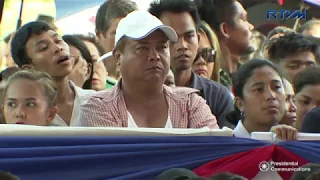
xmin=76 ymin=83 xmax=219 ymax=129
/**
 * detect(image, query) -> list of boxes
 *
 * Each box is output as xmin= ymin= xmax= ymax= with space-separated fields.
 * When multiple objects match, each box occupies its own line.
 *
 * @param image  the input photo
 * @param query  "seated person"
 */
xmin=293 ymin=67 xmax=320 ymax=131
xmin=2 ymin=70 xmax=57 ymax=126
xmin=0 ymin=67 xmax=20 ymax=124
xmin=279 ymin=78 xmax=297 ymax=126
xmin=165 ymin=69 xmax=175 ymax=87
xmin=209 ymin=172 xmax=247 ymax=180
xmin=301 ymin=106 xmax=320 ymax=133
xmin=10 ymin=21 xmax=95 ymax=126
xmin=77 ymin=11 xmax=219 ymax=129
xmin=0 ymin=171 xmax=19 ymax=180
xmin=232 ymin=59 xmax=297 ymax=140
xmin=291 ymin=163 xmax=320 ymax=180
xmin=156 ymin=168 xmax=200 ymax=180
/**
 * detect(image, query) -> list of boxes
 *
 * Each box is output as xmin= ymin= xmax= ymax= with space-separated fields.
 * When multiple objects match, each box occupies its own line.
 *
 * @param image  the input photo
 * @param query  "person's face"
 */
xmin=160 ymin=12 xmax=199 ymax=72
xmin=165 ymin=70 xmax=175 ymax=87
xmin=114 ymin=30 xmax=170 ymax=84
xmin=224 ymin=1 xmax=254 ymax=56
xmin=192 ymin=32 xmax=214 ymax=78
xmin=302 ymin=24 xmax=320 ymax=38
xmin=83 ymin=41 xmax=107 ymax=91
xmin=97 ymin=18 xmax=121 ymax=78
xmin=295 ymin=85 xmax=320 ymax=125
xmin=237 ymin=66 xmax=286 ymax=126
xmin=97 ymin=18 xmax=121 ymax=53
xmin=25 ymin=30 xmax=72 ymax=78
xmin=5 ymin=40 xmax=17 ymax=67
xmin=2 ymin=79 xmax=56 ymax=125
xmin=280 ymin=79 xmax=297 ymax=126
xmin=279 ymin=51 xmax=317 ymax=83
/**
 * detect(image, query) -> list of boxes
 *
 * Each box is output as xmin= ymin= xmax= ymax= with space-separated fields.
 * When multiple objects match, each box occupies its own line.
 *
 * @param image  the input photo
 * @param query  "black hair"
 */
xmin=193 ymin=0 xmax=236 ymax=34
xmin=297 ymin=19 xmax=320 ymax=33
xmin=268 ymin=33 xmax=320 ymax=64
xmin=266 ymin=26 xmax=294 ymax=40
xmin=209 ymin=172 xmax=247 ymax=180
xmin=226 ymin=59 xmax=282 ymax=123
xmin=0 ymin=67 xmax=20 ymax=82
xmin=291 ymin=163 xmax=320 ymax=180
xmin=95 ymin=0 xmax=138 ymax=37
xmin=10 ymin=21 xmax=53 ymax=68
xmin=233 ymin=59 xmax=281 ymax=99
xmin=62 ymin=35 xmax=94 ymax=90
xmin=293 ymin=66 xmax=320 ymax=94
xmin=73 ymin=33 xmax=105 ymax=56
xmin=0 ymin=171 xmax=20 ymax=180
xmin=149 ymin=0 xmax=201 ymax=28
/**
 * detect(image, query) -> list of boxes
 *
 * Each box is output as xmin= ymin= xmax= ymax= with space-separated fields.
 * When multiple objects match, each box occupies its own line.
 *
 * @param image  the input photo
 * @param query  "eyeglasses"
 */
xmin=195 ymin=48 xmax=216 ymax=63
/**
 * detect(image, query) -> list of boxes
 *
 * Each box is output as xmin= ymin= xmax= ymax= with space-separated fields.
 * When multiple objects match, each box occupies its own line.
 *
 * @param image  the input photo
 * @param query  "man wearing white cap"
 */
xmin=77 ymin=10 xmax=219 ymax=129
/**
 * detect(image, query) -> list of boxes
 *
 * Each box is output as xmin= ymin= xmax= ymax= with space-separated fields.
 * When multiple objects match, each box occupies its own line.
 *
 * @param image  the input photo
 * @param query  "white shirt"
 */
xmin=233 ymin=120 xmax=251 ymax=138
xmin=127 ymin=110 xmax=173 ymax=128
xmin=51 ymin=81 xmax=96 ymax=126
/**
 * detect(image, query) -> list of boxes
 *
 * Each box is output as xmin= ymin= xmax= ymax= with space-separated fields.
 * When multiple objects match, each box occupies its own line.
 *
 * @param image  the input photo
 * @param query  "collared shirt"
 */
xmin=233 ymin=120 xmax=251 ymax=138
xmin=189 ymin=71 xmax=234 ymax=128
xmin=51 ymin=81 xmax=96 ymax=126
xmin=76 ymin=82 xmax=219 ymax=129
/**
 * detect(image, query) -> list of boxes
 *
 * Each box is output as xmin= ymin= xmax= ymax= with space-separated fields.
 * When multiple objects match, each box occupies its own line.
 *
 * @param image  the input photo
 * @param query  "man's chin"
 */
xmin=242 ymin=45 xmax=256 ymax=56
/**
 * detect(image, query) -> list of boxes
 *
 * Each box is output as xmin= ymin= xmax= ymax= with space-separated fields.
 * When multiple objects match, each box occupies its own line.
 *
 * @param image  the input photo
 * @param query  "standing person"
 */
xmin=95 ymin=0 xmax=138 ymax=88
xmin=268 ymin=33 xmax=319 ymax=83
xmin=193 ymin=0 xmax=254 ymax=90
xmin=149 ymin=0 xmax=233 ymax=127
xmin=77 ymin=11 xmax=219 ymax=129
xmin=298 ymin=19 xmax=320 ymax=38
xmin=292 ymin=67 xmax=320 ymax=131
xmin=10 ymin=21 xmax=95 ymax=126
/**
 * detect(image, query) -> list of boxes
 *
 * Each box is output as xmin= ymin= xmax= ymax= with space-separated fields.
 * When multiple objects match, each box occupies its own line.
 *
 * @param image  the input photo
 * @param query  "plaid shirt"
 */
xmin=76 ymin=83 xmax=219 ymax=129
xmin=219 ymin=63 xmax=243 ymax=91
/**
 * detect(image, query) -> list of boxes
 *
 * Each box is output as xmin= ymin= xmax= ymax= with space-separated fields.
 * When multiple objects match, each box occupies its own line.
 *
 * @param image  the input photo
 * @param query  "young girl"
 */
xmin=2 ymin=70 xmax=57 ymax=126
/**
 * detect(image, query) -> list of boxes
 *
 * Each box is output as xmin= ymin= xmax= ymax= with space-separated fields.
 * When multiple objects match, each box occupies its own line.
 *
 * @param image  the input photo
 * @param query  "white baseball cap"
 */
xmin=98 ymin=10 xmax=178 ymax=62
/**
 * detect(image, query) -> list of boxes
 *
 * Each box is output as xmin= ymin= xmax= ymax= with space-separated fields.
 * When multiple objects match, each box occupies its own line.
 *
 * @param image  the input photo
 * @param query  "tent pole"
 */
xmin=16 ymin=0 xmax=25 ymax=30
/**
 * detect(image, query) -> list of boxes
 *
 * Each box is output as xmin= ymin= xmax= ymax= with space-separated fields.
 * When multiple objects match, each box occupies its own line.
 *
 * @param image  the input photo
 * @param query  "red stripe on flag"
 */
xmin=193 ymin=144 xmax=309 ymax=180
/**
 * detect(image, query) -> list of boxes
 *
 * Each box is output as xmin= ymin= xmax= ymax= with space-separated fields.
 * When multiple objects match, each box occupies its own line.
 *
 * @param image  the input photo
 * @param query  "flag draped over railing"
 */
xmin=0 ymin=136 xmax=319 ymax=180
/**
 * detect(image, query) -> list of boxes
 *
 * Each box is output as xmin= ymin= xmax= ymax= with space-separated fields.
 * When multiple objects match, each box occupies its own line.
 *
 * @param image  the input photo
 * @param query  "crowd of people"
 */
xmin=0 ymin=0 xmax=320 ymax=179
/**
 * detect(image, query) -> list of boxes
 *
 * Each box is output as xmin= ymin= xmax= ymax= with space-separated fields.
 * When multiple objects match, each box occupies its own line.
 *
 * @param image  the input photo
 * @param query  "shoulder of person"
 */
xmin=200 ymin=76 xmax=232 ymax=99
xmin=165 ymin=86 xmax=199 ymax=100
xmin=83 ymin=87 xmax=118 ymax=103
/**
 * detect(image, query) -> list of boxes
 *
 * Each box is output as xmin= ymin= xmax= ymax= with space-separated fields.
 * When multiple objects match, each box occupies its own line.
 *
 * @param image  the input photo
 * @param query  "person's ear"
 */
xmin=235 ymin=96 xmax=244 ymax=112
xmin=47 ymin=106 xmax=58 ymax=123
xmin=113 ymin=49 xmax=121 ymax=67
xmin=21 ymin=64 xmax=34 ymax=70
xmin=219 ymin=22 xmax=230 ymax=39
xmin=197 ymin=32 xmax=201 ymax=43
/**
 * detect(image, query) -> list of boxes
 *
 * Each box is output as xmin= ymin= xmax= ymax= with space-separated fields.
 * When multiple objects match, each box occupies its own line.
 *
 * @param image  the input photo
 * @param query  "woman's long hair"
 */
xmin=198 ymin=21 xmax=221 ymax=83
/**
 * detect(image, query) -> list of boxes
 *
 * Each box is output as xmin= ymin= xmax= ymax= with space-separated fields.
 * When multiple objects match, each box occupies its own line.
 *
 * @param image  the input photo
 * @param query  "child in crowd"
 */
xmin=2 ymin=70 xmax=57 ymax=126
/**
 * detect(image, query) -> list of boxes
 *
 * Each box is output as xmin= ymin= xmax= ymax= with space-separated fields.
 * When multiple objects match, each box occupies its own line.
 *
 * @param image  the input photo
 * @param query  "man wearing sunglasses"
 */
xmin=149 ymin=0 xmax=234 ymax=128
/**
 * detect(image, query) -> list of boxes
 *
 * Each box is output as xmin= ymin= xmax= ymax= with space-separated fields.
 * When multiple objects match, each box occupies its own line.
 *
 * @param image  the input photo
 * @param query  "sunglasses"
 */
xmin=195 ymin=48 xmax=216 ymax=63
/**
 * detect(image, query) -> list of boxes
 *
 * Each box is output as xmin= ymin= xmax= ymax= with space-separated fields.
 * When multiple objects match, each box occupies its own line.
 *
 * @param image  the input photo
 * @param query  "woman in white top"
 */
xmin=232 ymin=59 xmax=297 ymax=140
